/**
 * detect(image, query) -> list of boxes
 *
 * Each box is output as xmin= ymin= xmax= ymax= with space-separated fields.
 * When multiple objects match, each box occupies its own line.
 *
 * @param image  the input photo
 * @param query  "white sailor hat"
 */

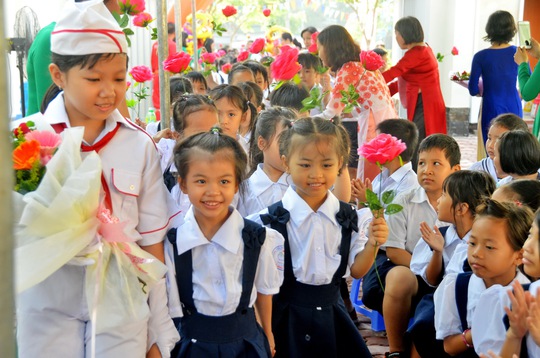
xmin=51 ymin=0 xmax=127 ymax=55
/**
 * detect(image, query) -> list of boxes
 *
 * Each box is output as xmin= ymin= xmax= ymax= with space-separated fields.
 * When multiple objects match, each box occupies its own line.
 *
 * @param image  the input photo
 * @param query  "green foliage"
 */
xmin=363 ymin=188 xmax=403 ymax=216
xmin=301 ymin=86 xmax=328 ymax=113
xmin=340 ymin=83 xmax=360 ymax=114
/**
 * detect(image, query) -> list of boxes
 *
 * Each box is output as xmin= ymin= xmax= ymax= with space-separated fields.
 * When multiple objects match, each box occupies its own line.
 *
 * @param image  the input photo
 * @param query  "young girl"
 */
xmin=316 ymin=25 xmax=397 ymax=180
xmin=434 ymin=199 xmax=532 ymax=357
xmin=208 ymin=84 xmax=252 ymax=144
xmin=472 ymin=210 xmax=540 ymax=357
xmin=183 ymin=71 xmax=208 ymax=95
xmin=170 ymin=128 xmax=284 ymax=357
xmin=236 ymin=82 xmax=262 ymax=157
xmin=492 ymin=179 xmax=540 ymax=212
xmin=16 ymin=1 xmax=177 ymax=356
xmin=237 ymin=107 xmax=297 ymax=217
xmin=250 ymin=117 xmax=388 ymax=357
xmin=468 ymin=113 xmax=528 ymax=183
xmin=494 ymin=130 xmax=540 ymax=186
xmin=405 ymin=171 xmax=496 ymax=358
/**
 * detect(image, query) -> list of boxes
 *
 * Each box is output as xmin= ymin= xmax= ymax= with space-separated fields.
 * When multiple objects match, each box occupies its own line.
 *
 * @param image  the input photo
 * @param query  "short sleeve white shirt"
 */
xmin=371 ymin=162 xmax=419 ymax=197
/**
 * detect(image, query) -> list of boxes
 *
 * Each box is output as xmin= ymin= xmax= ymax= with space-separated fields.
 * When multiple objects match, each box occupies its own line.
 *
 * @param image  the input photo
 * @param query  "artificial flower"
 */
xmin=200 ymin=52 xmax=218 ymax=64
xmin=163 ymin=51 xmax=192 ymax=74
xmin=263 ymin=9 xmax=271 ymax=17
xmin=13 ymin=122 xmax=31 ymax=137
xmin=13 ymin=140 xmax=40 ymax=171
xmin=271 ymin=47 xmax=302 ymax=81
xmin=237 ymin=50 xmax=249 ymax=62
xmin=359 ymin=133 xmax=406 ymax=166
xmin=360 ymin=50 xmax=385 ymax=71
xmin=308 ymin=32 xmax=319 ymax=54
xmin=222 ymin=5 xmax=237 ymax=17
xmin=118 ymin=0 xmax=145 ymax=16
xmin=132 ymin=12 xmax=153 ymax=27
xmin=222 ymin=63 xmax=232 ymax=74
xmin=249 ymin=38 xmax=266 ymax=54
xmin=129 ymin=65 xmax=153 ymax=83
xmin=216 ymin=49 xmax=227 ymax=57
xmin=451 ymin=46 xmax=459 ymax=56
xmin=25 ymin=130 xmax=62 ymax=166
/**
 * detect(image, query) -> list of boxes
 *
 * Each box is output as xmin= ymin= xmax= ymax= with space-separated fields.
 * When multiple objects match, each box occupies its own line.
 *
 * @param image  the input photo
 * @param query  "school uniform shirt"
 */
xmin=237 ymin=164 xmax=292 ymax=217
xmin=43 ymin=94 xmax=174 ymax=247
xmin=434 ymin=271 xmax=529 ymax=340
xmin=497 ymin=170 xmax=540 ymax=187
xmin=445 ymin=231 xmax=472 ymax=275
xmin=156 ymin=138 xmax=176 ymax=174
xmin=249 ymin=186 xmax=368 ymax=285
xmin=371 ymin=162 xmax=419 ymax=197
xmin=468 ymin=157 xmax=500 ymax=183
xmin=472 ymin=279 xmax=540 ymax=356
xmin=410 ymin=225 xmax=465 ymax=286
xmin=173 ymin=207 xmax=284 ymax=316
xmin=238 ymin=131 xmax=251 ymax=157
xmin=384 ymin=186 xmax=447 ymax=254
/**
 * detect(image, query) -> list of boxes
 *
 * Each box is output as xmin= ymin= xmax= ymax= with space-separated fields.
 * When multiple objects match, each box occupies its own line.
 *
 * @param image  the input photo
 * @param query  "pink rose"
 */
xmin=129 ymin=65 xmax=153 ymax=83
xmin=216 ymin=49 xmax=227 ymax=57
xmin=163 ymin=52 xmax=192 ymax=74
xmin=249 ymin=38 xmax=266 ymax=54
xmin=271 ymin=47 xmax=302 ymax=81
xmin=308 ymin=32 xmax=319 ymax=54
xmin=132 ymin=12 xmax=153 ymax=27
xmin=237 ymin=50 xmax=249 ymax=62
xmin=263 ymin=9 xmax=271 ymax=17
xmin=200 ymin=52 xmax=218 ymax=64
xmin=360 ymin=50 xmax=385 ymax=71
xmin=119 ymin=0 xmax=145 ymax=15
xmin=451 ymin=46 xmax=459 ymax=56
xmin=222 ymin=63 xmax=232 ymax=74
xmin=358 ymin=133 xmax=407 ymax=165
xmin=222 ymin=5 xmax=237 ymax=17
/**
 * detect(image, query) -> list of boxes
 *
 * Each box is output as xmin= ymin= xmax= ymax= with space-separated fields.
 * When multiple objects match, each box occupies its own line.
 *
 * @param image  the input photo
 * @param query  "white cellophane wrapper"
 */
xmin=13 ymin=126 xmax=167 ymax=333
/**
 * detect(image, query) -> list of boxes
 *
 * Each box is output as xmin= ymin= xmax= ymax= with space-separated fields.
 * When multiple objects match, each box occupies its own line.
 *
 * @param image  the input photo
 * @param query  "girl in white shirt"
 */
xmin=250 ymin=117 xmax=388 ymax=357
xmin=434 ymin=199 xmax=533 ymax=357
xmin=170 ymin=128 xmax=284 ymax=357
xmin=237 ymin=107 xmax=297 ymax=216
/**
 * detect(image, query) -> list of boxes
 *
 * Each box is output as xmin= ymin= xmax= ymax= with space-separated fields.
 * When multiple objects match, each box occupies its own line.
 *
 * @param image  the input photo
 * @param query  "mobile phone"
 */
xmin=518 ymin=21 xmax=532 ymax=49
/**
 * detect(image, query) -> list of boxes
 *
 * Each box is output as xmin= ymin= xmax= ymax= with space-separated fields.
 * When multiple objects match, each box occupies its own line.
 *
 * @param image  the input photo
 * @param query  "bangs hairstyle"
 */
xmin=172 ymin=94 xmax=217 ymax=135
xmin=496 ymin=180 xmax=540 ymax=212
xmin=490 ymin=113 xmax=528 ymax=131
xmin=248 ymin=106 xmax=296 ymax=174
xmin=442 ymin=170 xmax=496 ymax=218
xmin=170 ymin=76 xmax=193 ymax=102
xmin=279 ymin=116 xmax=350 ymax=174
xmin=183 ymin=71 xmax=208 ymax=90
xmin=475 ymin=199 xmax=534 ymax=251
xmin=394 ymin=16 xmax=424 ymax=44
xmin=242 ymin=60 xmax=269 ymax=86
xmin=173 ymin=127 xmax=248 ymax=190
xmin=297 ymin=52 xmax=323 ymax=70
xmin=317 ymin=25 xmax=360 ymax=72
xmin=237 ymin=81 xmax=264 ymax=108
xmin=208 ymin=84 xmax=249 ymax=113
xmin=301 ymin=26 xmax=318 ymax=37
xmin=376 ymin=119 xmax=418 ymax=162
xmin=269 ymin=82 xmax=310 ymax=112
xmin=228 ymin=64 xmax=254 ymax=84
xmin=497 ymin=130 xmax=540 ymax=176
xmin=418 ymin=134 xmax=461 ymax=167
xmin=483 ymin=10 xmax=517 ymax=44
xmin=51 ymin=52 xmax=128 ymax=72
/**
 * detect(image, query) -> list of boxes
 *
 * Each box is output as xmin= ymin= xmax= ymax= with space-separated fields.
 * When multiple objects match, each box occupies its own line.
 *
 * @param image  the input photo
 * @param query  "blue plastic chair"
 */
xmin=349 ymin=278 xmax=386 ymax=331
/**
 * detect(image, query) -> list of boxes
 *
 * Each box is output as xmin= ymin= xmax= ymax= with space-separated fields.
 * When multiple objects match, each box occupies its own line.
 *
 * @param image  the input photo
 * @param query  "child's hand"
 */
xmin=135 ymin=117 xmax=147 ymax=130
xmin=368 ymin=216 xmax=388 ymax=247
xmin=419 ymin=222 xmax=444 ymax=253
xmin=527 ymin=287 xmax=540 ymax=346
xmin=153 ymin=128 xmax=179 ymax=143
xmin=266 ymin=331 xmax=276 ymax=357
xmin=351 ymin=178 xmax=371 ymax=203
xmin=504 ymin=280 xmax=530 ymax=340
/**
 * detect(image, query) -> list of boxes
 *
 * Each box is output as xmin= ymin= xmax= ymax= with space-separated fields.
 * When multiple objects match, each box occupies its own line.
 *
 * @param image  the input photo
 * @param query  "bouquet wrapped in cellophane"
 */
xmin=13 ymin=124 xmax=167 ymax=332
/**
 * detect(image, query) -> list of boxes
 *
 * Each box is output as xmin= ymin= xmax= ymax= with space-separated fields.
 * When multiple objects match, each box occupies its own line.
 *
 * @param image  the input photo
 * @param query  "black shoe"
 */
xmin=348 ymin=308 xmax=361 ymax=327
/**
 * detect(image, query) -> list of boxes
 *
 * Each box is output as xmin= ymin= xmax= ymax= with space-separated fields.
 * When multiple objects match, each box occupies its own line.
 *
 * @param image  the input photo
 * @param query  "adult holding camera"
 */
xmin=515 ymin=37 xmax=540 ymax=137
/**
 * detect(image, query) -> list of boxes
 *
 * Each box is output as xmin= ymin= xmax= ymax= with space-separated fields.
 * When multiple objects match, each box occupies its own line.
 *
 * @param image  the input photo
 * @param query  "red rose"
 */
xmin=200 ymin=52 xmax=218 ymax=64
xmin=133 ymin=12 xmax=153 ymax=27
xmin=270 ymin=47 xmax=302 ymax=81
xmin=451 ymin=46 xmax=459 ymax=56
xmin=263 ymin=9 xmax=271 ymax=17
xmin=163 ymin=52 xmax=192 ymax=74
xmin=222 ymin=63 xmax=232 ymax=74
xmin=249 ymin=38 xmax=266 ymax=54
xmin=358 ymin=133 xmax=407 ymax=165
xmin=129 ymin=65 xmax=153 ymax=83
xmin=222 ymin=5 xmax=237 ymax=17
xmin=308 ymin=32 xmax=319 ymax=54
xmin=237 ymin=50 xmax=249 ymax=62
xmin=13 ymin=122 xmax=31 ymax=137
xmin=119 ymin=0 xmax=145 ymax=15
xmin=360 ymin=50 xmax=385 ymax=71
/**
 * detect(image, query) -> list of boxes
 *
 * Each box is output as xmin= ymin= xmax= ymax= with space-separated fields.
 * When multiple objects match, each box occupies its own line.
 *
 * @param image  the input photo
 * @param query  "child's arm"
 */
xmin=443 ymin=330 xmax=473 ymax=356
xmin=350 ymin=216 xmax=388 ymax=278
xmin=255 ymin=293 xmax=275 ymax=356
xmin=500 ymin=281 xmax=530 ymax=358
xmin=527 ymin=287 xmax=540 ymax=346
xmin=419 ymin=222 xmax=445 ymax=286
xmin=332 ymin=168 xmax=351 ymax=203
xmin=385 ymin=247 xmax=412 ymax=267
xmin=141 ymin=242 xmax=165 ymax=263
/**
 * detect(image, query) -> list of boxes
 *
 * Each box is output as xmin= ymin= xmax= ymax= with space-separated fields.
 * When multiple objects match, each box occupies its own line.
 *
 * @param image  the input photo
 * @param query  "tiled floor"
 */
xmin=361 ymin=134 xmax=478 ymax=357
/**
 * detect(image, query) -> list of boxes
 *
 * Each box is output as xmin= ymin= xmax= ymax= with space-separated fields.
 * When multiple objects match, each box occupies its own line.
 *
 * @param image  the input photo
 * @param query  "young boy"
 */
xmin=361 ymin=134 xmax=461 ymax=357
xmin=297 ymin=52 xmax=332 ymax=116
xmin=352 ymin=118 xmax=419 ymax=204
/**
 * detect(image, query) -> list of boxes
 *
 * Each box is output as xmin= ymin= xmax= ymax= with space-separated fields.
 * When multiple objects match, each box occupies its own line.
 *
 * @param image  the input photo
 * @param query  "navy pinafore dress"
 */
xmin=261 ymin=201 xmax=372 ymax=358
xmin=172 ymin=218 xmax=272 ymax=358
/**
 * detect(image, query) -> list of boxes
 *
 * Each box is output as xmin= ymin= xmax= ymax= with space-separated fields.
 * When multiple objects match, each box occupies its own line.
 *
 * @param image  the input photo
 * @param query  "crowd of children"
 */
xmin=13 ymin=1 xmax=540 ymax=358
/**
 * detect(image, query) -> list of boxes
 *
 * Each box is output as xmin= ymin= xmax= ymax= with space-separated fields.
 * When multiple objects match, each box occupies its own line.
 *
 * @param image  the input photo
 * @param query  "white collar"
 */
xmin=249 ymin=164 xmax=291 ymax=196
xmin=281 ymin=186 xmax=339 ymax=227
xmin=386 ymin=162 xmax=413 ymax=183
xmin=411 ymin=186 xmax=430 ymax=204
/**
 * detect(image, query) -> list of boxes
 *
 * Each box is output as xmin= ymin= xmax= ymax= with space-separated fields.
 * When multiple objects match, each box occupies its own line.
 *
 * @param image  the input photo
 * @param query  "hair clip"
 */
xmin=514 ymin=200 xmax=522 ymax=207
xmin=210 ymin=127 xmax=220 ymax=136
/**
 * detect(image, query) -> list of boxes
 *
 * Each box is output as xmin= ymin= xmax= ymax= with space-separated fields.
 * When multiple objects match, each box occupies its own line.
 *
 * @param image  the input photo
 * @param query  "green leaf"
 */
xmin=382 ymin=190 xmax=396 ymax=205
xmin=385 ymin=203 xmax=403 ymax=215
xmin=123 ymin=28 xmax=134 ymax=36
xmin=119 ymin=14 xmax=129 ymax=28
xmin=126 ymin=99 xmax=137 ymax=108
xmin=366 ymin=189 xmax=380 ymax=207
